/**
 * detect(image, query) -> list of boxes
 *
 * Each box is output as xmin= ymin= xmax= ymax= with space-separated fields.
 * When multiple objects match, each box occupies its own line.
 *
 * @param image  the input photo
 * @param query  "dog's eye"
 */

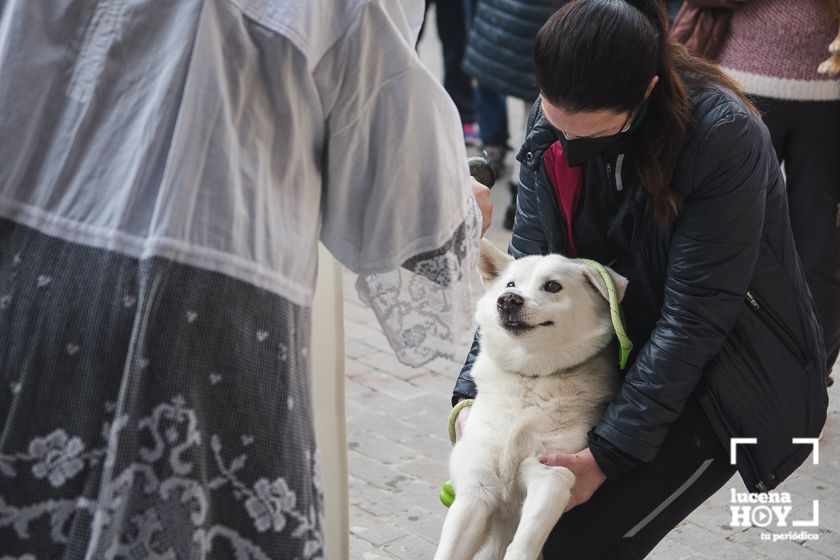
xmin=544 ymin=281 xmax=563 ymax=293
xmin=506 ymin=281 xmax=515 ymax=288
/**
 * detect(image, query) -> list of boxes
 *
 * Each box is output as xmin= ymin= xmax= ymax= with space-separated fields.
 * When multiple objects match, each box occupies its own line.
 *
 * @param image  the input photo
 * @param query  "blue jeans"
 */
xmin=476 ymin=85 xmax=508 ymax=147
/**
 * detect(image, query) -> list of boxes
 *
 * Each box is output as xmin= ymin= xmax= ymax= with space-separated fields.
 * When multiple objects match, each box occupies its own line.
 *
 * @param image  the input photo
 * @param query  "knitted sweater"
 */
xmin=718 ymin=0 xmax=840 ymax=101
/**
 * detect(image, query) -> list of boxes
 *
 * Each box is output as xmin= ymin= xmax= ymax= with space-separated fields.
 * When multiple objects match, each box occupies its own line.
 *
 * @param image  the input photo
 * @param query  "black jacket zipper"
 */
xmin=745 ymin=289 xmax=808 ymax=366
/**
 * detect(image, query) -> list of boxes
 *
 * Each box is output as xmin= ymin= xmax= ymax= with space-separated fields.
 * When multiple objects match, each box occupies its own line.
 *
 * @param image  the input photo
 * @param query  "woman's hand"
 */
xmin=454 ymin=403 xmax=472 ymax=442
xmin=538 ymin=447 xmax=606 ymax=512
xmin=471 ymin=178 xmax=492 ymax=237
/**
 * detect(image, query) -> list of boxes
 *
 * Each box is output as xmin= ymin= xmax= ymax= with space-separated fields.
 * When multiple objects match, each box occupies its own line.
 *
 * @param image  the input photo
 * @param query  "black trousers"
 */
xmin=420 ymin=0 xmax=475 ymax=124
xmin=753 ymin=97 xmax=840 ymax=377
xmin=542 ymin=396 xmax=737 ymax=559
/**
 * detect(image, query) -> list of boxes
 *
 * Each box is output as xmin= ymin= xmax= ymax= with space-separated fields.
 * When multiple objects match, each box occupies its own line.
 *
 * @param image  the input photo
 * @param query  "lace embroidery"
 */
xmin=356 ymin=194 xmax=481 ymax=367
xmin=0 ymin=395 xmax=324 ymax=559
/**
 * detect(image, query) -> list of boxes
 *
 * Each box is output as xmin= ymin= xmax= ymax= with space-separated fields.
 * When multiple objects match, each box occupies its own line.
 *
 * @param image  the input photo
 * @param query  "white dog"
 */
xmin=434 ymin=239 xmax=628 ymax=560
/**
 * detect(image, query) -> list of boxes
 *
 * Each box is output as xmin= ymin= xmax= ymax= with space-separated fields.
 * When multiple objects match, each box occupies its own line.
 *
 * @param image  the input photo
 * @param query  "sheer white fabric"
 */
xmin=0 ymin=0 xmax=479 ymax=366
xmin=357 ymin=194 xmax=481 ymax=367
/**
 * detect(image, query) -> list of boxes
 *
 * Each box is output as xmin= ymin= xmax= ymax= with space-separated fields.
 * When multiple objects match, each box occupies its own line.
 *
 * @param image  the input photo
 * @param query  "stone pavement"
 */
xmin=341 ymin=10 xmax=840 ymax=559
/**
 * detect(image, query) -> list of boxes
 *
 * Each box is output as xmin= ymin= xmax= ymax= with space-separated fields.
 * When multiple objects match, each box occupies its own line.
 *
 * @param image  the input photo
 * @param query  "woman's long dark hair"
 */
xmin=535 ymin=0 xmax=756 ymax=224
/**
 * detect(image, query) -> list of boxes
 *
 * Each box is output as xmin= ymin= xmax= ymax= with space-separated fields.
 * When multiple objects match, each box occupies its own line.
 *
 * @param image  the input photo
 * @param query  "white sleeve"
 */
xmin=318 ymin=0 xmax=481 ymax=367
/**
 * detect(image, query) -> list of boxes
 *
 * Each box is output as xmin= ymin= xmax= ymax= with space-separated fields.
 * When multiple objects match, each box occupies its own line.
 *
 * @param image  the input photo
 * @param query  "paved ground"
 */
xmin=342 ymin=12 xmax=839 ymax=559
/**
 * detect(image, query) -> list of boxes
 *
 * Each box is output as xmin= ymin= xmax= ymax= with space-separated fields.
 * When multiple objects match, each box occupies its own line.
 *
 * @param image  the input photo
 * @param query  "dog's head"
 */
xmin=475 ymin=238 xmax=628 ymax=376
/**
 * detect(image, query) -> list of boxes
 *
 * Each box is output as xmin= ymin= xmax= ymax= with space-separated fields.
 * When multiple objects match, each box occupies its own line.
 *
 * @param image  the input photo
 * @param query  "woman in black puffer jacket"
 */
xmin=451 ymin=1 xmax=829 ymax=557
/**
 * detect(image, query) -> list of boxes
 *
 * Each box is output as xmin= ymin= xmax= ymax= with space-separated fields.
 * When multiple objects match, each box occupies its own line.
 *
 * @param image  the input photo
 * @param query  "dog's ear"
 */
xmin=478 ymin=238 xmax=513 ymax=284
xmin=581 ymin=263 xmax=628 ymax=303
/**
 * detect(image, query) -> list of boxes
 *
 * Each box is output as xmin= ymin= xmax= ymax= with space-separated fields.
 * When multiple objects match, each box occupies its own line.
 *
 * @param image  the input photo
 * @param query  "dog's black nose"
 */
xmin=497 ymin=292 xmax=524 ymax=313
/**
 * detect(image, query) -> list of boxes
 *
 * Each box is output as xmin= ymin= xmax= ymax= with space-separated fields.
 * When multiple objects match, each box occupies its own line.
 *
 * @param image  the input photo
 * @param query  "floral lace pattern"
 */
xmin=0 ymin=393 xmax=324 ymax=559
xmin=355 ymin=195 xmax=482 ymax=367
xmin=0 ymin=219 xmax=323 ymax=559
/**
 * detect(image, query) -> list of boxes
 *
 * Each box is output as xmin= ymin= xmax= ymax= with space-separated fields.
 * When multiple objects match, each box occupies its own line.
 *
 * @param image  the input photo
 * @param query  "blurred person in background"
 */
xmin=0 ymin=0 xmax=491 ymax=557
xmin=462 ymin=0 xmax=514 ymax=175
xmin=463 ymin=0 xmax=569 ymax=230
xmin=673 ymin=0 xmax=840 ymax=385
xmin=420 ymin=0 xmax=479 ymax=145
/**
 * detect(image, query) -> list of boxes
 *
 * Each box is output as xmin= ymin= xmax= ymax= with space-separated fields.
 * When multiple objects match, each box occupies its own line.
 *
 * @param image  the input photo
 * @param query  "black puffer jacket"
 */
xmin=453 ymin=84 xmax=828 ymax=493
xmin=462 ymin=0 xmax=565 ymax=101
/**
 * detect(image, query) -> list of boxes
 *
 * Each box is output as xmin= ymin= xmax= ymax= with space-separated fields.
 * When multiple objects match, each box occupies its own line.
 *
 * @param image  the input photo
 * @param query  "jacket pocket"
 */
xmin=745 ymin=289 xmax=808 ymax=366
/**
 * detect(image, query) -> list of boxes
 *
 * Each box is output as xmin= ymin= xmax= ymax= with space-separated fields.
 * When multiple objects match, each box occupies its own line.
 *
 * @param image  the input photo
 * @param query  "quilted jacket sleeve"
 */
xmin=509 ymin=102 xmax=552 ymax=259
xmin=590 ymin=101 xmax=768 ymax=469
xmin=671 ymin=1 xmax=746 ymax=60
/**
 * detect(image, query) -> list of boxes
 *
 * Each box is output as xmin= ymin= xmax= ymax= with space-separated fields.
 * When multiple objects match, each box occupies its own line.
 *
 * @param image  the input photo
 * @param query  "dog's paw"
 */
xmin=818 ymin=56 xmax=840 ymax=76
xmin=830 ymin=38 xmax=840 ymax=55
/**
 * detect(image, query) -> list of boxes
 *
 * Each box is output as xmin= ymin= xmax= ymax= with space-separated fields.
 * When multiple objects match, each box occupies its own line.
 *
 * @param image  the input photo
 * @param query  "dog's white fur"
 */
xmin=434 ymin=239 xmax=628 ymax=560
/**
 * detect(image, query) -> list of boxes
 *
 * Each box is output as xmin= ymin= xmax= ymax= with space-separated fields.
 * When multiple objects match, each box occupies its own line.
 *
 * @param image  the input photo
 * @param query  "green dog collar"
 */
xmin=448 ymin=398 xmax=474 ymax=446
xmin=580 ymin=259 xmax=633 ymax=370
